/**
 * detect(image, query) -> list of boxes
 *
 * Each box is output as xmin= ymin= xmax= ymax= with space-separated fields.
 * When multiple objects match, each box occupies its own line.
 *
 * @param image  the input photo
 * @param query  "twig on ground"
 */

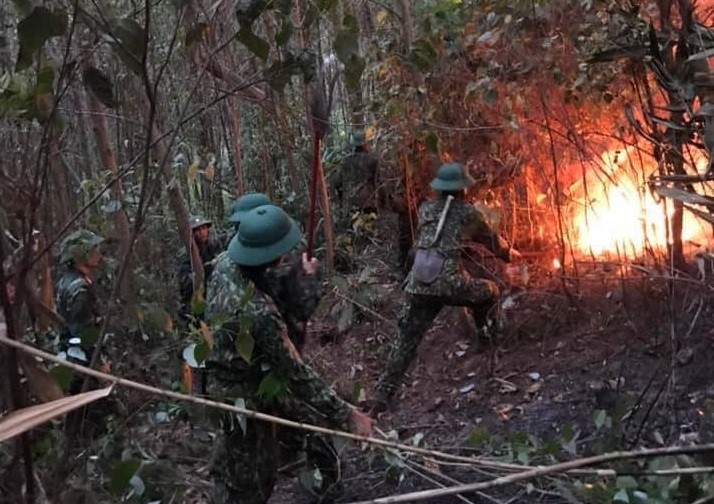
xmin=332 ymin=289 xmax=398 ymax=328
xmin=402 ymin=462 xmax=479 ymax=504
xmin=344 ymin=443 xmax=714 ymax=504
xmin=407 ymin=460 xmax=504 ymax=504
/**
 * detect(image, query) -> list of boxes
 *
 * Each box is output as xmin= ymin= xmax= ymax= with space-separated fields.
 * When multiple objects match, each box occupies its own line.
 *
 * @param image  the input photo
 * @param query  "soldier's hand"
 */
xmin=348 ymin=407 xmax=375 ymax=438
xmin=301 ymin=253 xmax=318 ymax=275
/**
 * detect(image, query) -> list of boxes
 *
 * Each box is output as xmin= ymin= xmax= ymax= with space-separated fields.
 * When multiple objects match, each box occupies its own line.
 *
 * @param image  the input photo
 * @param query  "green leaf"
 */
xmin=344 ymin=54 xmax=365 ymax=91
xmin=342 ymin=14 xmax=358 ymax=33
xmin=235 ymin=0 xmax=268 ymax=28
xmin=80 ymin=326 xmax=100 ymax=347
xmin=594 ymin=409 xmax=612 ymax=429
xmin=266 ymin=58 xmax=296 ymax=92
xmin=334 ymin=28 xmax=358 ymax=63
xmin=409 ymin=39 xmax=437 ymax=73
xmin=193 ymin=340 xmax=210 ymax=365
xmin=110 ymin=458 xmax=141 ymax=494
xmin=424 ymin=132 xmax=439 ymax=154
xmin=257 ymin=372 xmax=287 ymax=404
xmin=350 ymin=382 xmax=362 ymax=403
xmin=16 ymin=7 xmax=68 ymax=70
xmin=190 ymin=285 xmax=205 ymax=315
xmin=83 ymin=67 xmax=117 ymax=108
xmin=144 ymin=304 xmax=173 ymax=332
xmin=237 ymin=28 xmax=270 ymax=60
xmin=35 ymin=66 xmax=55 ymax=95
xmin=185 ymin=22 xmax=208 ymax=49
xmin=275 ymin=20 xmax=293 ymax=47
xmin=50 ymin=365 xmax=74 ymax=391
xmin=235 ymin=316 xmax=255 ymax=363
xmin=303 ymin=5 xmax=319 ymax=31
xmin=468 ymin=427 xmax=490 ymax=447
xmin=106 ymin=17 xmax=146 ymax=75
xmin=0 ymin=81 xmax=32 ymax=119
xmin=238 ymin=282 xmax=255 ymax=307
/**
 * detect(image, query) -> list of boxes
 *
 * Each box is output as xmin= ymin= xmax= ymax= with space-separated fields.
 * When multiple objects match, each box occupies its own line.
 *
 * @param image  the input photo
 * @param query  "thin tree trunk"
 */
xmin=224 ymin=97 xmax=244 ymax=195
xmin=48 ymin=132 xmax=70 ymax=225
xmin=395 ymin=0 xmax=413 ymax=51
xmin=87 ymin=92 xmax=134 ymax=298
xmin=317 ymin=158 xmax=335 ymax=274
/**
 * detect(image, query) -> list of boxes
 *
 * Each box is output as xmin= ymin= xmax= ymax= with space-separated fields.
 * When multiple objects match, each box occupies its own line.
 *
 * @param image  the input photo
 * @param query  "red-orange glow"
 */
xmin=570 ymin=148 xmax=710 ymax=258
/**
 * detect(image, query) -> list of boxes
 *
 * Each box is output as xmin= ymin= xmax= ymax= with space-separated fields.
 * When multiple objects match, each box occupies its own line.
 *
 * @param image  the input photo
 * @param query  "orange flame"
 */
xmin=570 ymin=148 xmax=710 ymax=258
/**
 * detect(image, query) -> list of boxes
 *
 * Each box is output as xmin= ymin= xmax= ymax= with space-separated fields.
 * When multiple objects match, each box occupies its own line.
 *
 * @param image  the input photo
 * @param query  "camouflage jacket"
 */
xmin=332 ymin=151 xmax=379 ymax=222
xmin=405 ymin=197 xmax=512 ymax=297
xmin=177 ymin=240 xmax=221 ymax=310
xmin=205 ymin=260 xmax=351 ymax=428
xmin=55 ymin=268 xmax=101 ymax=344
xmin=209 ymin=251 xmax=322 ymax=343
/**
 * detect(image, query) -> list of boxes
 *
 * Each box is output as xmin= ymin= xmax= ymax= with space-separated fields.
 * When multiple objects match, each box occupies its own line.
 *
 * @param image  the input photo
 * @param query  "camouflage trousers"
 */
xmin=211 ymin=417 xmax=343 ymax=504
xmin=376 ymin=290 xmax=496 ymax=400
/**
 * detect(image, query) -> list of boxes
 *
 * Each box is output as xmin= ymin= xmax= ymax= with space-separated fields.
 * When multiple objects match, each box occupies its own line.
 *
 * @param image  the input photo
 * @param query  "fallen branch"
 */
xmin=4 ymin=334 xmax=714 ymax=490
xmin=345 ymin=444 xmax=714 ymax=504
xmin=332 ymin=289 xmax=398 ymax=328
xmin=0 ymin=334 xmax=518 ymax=470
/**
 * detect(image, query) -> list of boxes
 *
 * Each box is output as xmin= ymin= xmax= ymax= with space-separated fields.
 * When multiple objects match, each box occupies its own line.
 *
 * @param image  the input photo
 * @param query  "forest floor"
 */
xmin=115 ymin=224 xmax=714 ymax=504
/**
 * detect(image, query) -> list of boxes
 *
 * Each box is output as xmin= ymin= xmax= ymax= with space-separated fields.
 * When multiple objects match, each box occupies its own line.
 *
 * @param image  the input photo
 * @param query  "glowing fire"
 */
xmin=570 ymin=148 xmax=710 ymax=258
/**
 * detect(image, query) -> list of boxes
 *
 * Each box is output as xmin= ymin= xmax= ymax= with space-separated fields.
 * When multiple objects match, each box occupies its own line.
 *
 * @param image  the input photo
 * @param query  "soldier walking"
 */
xmin=177 ymin=215 xmax=221 ymax=320
xmin=332 ymin=129 xmax=379 ymax=270
xmin=375 ymin=163 xmax=519 ymax=402
xmin=55 ymin=229 xmax=105 ymax=365
xmin=206 ymin=203 xmax=373 ymax=504
xmin=215 ymin=192 xmax=321 ymax=350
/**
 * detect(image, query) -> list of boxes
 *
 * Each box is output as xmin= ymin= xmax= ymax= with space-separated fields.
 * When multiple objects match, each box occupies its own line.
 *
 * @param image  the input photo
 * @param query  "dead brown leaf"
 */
xmin=19 ymin=355 xmax=64 ymax=403
xmin=0 ymin=386 xmax=113 ymax=442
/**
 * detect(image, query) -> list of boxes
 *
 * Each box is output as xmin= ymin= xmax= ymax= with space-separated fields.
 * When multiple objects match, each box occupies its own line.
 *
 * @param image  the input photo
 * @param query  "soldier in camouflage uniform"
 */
xmin=218 ymin=192 xmax=321 ymax=350
xmin=177 ymin=215 xmax=221 ymax=320
xmin=206 ymin=204 xmax=373 ymax=504
xmin=332 ymin=130 xmax=379 ymax=271
xmin=376 ymin=163 xmax=517 ymax=401
xmin=55 ymin=229 xmax=105 ymax=360
xmin=332 ymin=130 xmax=379 ymax=229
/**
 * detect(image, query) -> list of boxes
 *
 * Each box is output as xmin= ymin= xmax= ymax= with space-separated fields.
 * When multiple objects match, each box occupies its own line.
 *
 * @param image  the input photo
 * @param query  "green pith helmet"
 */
xmin=189 ymin=215 xmax=212 ymax=230
xmin=429 ymin=163 xmax=476 ymax=192
xmin=350 ymin=129 xmax=366 ymax=148
xmin=59 ymin=229 xmax=104 ymax=265
xmin=228 ymin=192 xmax=271 ymax=225
xmin=227 ymin=204 xmax=301 ymax=267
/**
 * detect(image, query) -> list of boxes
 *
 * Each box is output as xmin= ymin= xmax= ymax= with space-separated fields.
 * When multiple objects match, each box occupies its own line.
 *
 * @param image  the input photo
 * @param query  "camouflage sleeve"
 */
xmin=177 ymin=253 xmax=194 ymax=303
xmin=252 ymin=306 xmax=352 ymax=429
xmin=463 ymin=205 xmax=512 ymax=262
xmin=64 ymin=287 xmax=98 ymax=337
xmin=266 ymin=259 xmax=321 ymax=323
